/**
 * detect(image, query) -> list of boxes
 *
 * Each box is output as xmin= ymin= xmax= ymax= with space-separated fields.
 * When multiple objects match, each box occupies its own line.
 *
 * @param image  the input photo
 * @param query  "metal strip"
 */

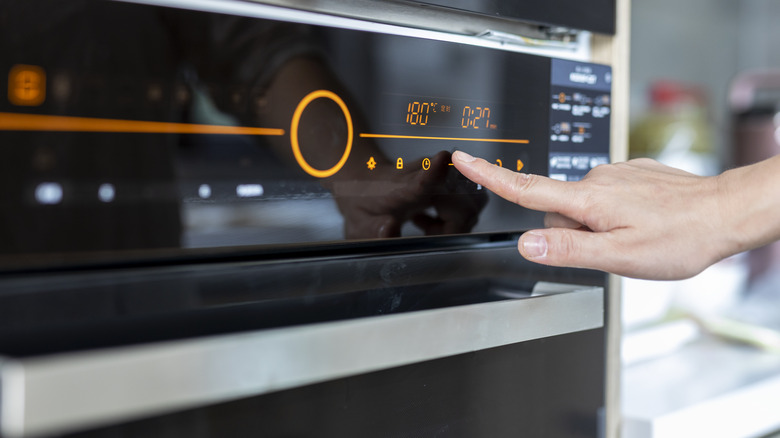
xmin=1 ymin=284 xmax=602 ymax=437
xmin=115 ymin=0 xmax=592 ymax=61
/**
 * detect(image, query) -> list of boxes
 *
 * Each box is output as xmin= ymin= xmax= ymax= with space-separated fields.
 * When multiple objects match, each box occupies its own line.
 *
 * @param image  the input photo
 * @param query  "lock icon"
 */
xmin=396 ymin=158 xmax=404 ymax=169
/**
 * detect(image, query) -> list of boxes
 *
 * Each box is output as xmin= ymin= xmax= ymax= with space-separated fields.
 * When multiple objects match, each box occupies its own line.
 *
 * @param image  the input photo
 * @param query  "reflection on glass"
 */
xmin=0 ymin=0 xmax=561 ymax=260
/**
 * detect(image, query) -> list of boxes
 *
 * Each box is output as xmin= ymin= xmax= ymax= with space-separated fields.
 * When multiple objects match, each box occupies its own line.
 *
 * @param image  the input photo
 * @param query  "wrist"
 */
xmin=715 ymin=155 xmax=780 ymax=258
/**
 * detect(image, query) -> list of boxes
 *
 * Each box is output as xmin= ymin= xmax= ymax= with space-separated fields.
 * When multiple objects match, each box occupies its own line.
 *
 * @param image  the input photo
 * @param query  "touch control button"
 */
xmin=290 ymin=89 xmax=353 ymax=178
xmin=9 ymin=65 xmax=46 ymax=106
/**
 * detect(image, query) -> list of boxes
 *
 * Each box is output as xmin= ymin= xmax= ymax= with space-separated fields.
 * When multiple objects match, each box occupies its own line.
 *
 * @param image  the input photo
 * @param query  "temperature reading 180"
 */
xmin=406 ymin=101 xmax=437 ymax=125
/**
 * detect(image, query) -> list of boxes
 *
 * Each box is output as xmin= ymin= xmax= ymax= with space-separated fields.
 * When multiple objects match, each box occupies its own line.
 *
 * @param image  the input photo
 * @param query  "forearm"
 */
xmin=717 ymin=154 xmax=780 ymax=258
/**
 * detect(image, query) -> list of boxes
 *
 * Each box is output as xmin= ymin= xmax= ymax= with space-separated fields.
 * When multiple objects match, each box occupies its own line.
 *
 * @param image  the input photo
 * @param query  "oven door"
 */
xmin=0 ymin=244 xmax=606 ymax=437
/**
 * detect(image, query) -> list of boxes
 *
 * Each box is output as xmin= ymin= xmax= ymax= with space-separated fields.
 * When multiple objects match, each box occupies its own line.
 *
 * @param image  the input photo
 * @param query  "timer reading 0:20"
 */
xmin=405 ymin=101 xmax=494 ymax=129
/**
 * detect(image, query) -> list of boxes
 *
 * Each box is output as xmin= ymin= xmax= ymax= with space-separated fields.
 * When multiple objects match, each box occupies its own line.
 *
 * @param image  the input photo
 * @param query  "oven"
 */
xmin=0 ymin=0 xmax=614 ymax=436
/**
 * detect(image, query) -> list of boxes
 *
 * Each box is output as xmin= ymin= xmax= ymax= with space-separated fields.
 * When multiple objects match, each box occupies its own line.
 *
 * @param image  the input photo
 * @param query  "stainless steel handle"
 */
xmin=1 ymin=283 xmax=602 ymax=438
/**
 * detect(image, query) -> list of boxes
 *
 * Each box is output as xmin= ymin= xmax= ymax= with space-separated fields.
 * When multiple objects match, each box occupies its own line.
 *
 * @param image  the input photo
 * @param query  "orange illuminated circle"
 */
xmin=422 ymin=157 xmax=431 ymax=170
xmin=290 ymin=89 xmax=353 ymax=178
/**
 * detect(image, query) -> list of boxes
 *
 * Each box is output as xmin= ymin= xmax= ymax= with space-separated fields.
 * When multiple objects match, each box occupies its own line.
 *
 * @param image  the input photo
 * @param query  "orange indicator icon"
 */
xmin=517 ymin=159 xmax=525 ymax=171
xmin=367 ymin=156 xmax=377 ymax=170
xmin=290 ymin=90 xmax=353 ymax=178
xmin=9 ymin=65 xmax=46 ymax=106
xmin=422 ymin=157 xmax=431 ymax=170
xmin=495 ymin=159 xmax=503 ymax=167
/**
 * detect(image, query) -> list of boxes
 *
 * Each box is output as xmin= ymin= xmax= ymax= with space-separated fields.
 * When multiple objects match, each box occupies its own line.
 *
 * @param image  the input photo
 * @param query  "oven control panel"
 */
xmin=0 ymin=0 xmax=610 ymax=262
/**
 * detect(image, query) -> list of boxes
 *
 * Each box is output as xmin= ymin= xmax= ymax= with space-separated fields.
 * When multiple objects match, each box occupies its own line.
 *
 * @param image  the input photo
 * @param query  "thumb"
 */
xmin=518 ymin=229 xmax=610 ymax=271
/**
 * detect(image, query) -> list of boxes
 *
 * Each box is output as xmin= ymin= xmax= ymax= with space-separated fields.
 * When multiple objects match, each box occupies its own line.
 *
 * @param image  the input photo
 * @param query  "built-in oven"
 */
xmin=0 ymin=0 xmax=614 ymax=436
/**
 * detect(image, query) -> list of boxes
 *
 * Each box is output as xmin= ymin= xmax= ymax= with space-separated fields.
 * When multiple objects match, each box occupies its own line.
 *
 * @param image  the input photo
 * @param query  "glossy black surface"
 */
xmin=0 ymin=4 xmax=610 ymax=436
xmin=0 ymin=242 xmax=605 ymax=357
xmin=0 ymin=0 xmax=610 ymax=267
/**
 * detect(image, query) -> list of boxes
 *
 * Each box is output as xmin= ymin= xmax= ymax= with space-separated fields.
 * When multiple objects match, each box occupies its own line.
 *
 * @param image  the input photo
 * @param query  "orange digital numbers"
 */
xmin=461 ymin=106 xmax=490 ymax=129
xmin=8 ymin=64 xmax=46 ymax=106
xmin=406 ymin=101 xmax=432 ymax=126
xmin=405 ymin=98 xmax=493 ymax=130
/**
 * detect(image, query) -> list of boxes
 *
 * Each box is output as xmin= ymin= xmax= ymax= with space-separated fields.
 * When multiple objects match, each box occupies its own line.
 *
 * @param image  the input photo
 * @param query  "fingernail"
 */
xmin=453 ymin=150 xmax=476 ymax=163
xmin=521 ymin=232 xmax=548 ymax=258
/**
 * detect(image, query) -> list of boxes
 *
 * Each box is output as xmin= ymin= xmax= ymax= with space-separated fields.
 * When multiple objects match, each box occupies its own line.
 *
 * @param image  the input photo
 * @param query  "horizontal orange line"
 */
xmin=0 ymin=112 xmax=285 ymax=136
xmin=360 ymin=133 xmax=529 ymax=144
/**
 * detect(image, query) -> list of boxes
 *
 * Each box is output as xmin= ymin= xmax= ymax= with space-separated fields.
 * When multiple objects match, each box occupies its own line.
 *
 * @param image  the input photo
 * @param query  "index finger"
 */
xmin=451 ymin=150 xmax=579 ymax=215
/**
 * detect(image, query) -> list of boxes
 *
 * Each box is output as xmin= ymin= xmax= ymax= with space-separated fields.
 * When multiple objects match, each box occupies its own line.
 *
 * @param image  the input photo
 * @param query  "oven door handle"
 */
xmin=1 ymin=282 xmax=603 ymax=438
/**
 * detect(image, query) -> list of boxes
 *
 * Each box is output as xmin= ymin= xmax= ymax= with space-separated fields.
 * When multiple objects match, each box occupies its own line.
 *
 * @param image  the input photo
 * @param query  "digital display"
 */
xmin=404 ymin=99 xmax=493 ymax=130
xmin=0 ymin=0 xmax=610 ymax=265
xmin=367 ymin=94 xmax=530 ymax=154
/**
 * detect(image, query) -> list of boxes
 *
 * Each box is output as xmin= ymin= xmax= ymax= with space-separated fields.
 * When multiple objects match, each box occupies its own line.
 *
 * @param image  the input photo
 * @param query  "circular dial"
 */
xmin=290 ymin=90 xmax=354 ymax=178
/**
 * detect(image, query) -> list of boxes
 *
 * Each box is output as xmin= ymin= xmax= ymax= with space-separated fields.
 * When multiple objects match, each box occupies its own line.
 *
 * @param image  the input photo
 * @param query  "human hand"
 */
xmin=335 ymin=151 xmax=487 ymax=239
xmin=452 ymin=151 xmax=733 ymax=280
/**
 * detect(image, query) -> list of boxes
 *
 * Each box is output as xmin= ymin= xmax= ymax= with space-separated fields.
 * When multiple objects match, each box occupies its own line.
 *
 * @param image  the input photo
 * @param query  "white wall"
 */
xmin=629 ymin=0 xmax=780 ymax=162
xmin=629 ymin=0 xmax=740 ymax=158
xmin=738 ymin=0 xmax=780 ymax=69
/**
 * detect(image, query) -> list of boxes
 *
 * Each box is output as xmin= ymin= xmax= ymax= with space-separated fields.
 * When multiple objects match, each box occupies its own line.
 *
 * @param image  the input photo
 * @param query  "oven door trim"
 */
xmin=118 ymin=0 xmax=592 ymax=61
xmin=1 ymin=282 xmax=602 ymax=438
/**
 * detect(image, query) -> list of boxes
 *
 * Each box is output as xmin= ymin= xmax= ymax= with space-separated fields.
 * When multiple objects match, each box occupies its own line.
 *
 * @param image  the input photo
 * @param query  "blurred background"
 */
xmin=622 ymin=0 xmax=780 ymax=436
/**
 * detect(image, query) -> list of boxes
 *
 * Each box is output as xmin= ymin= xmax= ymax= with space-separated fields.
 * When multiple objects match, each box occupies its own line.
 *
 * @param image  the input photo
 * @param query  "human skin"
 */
xmin=452 ymin=151 xmax=780 ymax=280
